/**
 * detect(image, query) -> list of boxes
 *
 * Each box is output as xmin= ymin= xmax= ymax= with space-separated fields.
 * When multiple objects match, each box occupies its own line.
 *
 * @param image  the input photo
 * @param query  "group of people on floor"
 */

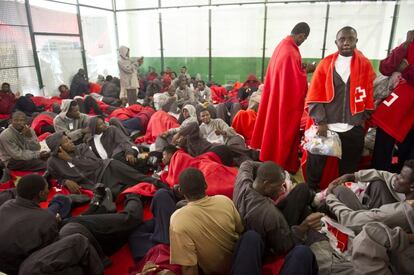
xmin=0 ymin=21 xmax=413 ymax=275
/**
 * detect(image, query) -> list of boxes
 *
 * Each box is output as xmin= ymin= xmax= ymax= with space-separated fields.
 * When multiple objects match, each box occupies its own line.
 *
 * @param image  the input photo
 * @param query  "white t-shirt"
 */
xmin=329 ymin=54 xmax=354 ymax=133
xmin=94 ymin=133 xmax=108 ymax=159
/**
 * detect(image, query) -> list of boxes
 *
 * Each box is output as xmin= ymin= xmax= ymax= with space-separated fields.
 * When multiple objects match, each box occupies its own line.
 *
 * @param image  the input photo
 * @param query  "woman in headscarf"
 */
xmin=154 ymin=104 xmax=197 ymax=151
xmin=118 ymin=46 xmax=139 ymax=102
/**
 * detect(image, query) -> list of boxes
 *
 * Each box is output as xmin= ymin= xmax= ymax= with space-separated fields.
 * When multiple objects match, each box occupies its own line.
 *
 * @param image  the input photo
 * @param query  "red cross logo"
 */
xmin=355 ymin=86 xmax=366 ymax=103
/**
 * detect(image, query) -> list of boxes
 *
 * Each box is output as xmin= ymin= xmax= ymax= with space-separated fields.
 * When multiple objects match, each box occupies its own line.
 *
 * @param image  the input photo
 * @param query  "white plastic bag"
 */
xmin=320 ymin=216 xmax=355 ymax=261
xmin=303 ymin=126 xmax=342 ymax=158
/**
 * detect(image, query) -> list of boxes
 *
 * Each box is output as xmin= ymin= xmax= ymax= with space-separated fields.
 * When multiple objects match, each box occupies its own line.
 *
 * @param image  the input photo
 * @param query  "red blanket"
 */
xmin=371 ymin=80 xmax=414 ymax=142
xmin=109 ymin=105 xmax=149 ymax=121
xmin=251 ymin=36 xmax=308 ymax=173
xmin=210 ymin=85 xmax=227 ymax=104
xmin=89 ymin=83 xmax=101 ymax=94
xmin=231 ymin=109 xmax=257 ymax=145
xmin=135 ymin=110 xmax=179 ymax=144
xmin=31 ymin=113 xmax=54 ymax=135
xmin=306 ymin=50 xmax=375 ymax=115
xmin=31 ymin=96 xmax=62 ymax=112
xmin=120 ymin=151 xmax=238 ymax=199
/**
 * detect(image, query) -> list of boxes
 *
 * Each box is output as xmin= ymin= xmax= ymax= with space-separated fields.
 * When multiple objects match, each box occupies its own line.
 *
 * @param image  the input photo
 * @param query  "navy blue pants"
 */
xmin=128 ymin=189 xmax=176 ymax=261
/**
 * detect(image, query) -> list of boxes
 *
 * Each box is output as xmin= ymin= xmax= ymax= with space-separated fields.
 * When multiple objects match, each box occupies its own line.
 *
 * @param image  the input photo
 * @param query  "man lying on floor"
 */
xmin=0 ymin=174 xmax=104 ymax=275
xmin=324 ymin=173 xmax=414 ymax=274
xmin=326 ymin=159 xmax=414 ymax=210
xmin=0 ymin=174 xmax=150 ymax=274
xmin=45 ymin=131 xmax=166 ymax=197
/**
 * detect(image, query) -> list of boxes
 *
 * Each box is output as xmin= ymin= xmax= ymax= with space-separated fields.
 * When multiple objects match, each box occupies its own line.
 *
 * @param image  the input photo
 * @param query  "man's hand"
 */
xmin=58 ymin=146 xmax=72 ymax=162
xmin=326 ymin=174 xmax=355 ymax=194
xmin=81 ymin=127 xmax=90 ymax=134
xmin=215 ymin=130 xmax=225 ymax=136
xmin=305 ymin=62 xmax=317 ymax=74
xmin=21 ymin=126 xmax=32 ymax=138
xmin=404 ymin=30 xmax=414 ymax=48
xmin=298 ymin=212 xmax=325 ymax=234
xmin=126 ymin=154 xmax=136 ymax=165
xmin=137 ymin=262 xmax=159 ymax=275
xmin=171 ymin=133 xmax=182 ymax=145
xmin=398 ymin=59 xmax=409 ymax=72
xmin=161 ymin=131 xmax=169 ymax=139
xmin=64 ymin=180 xmax=81 ymax=194
xmin=316 ymin=124 xmax=328 ymax=137
xmin=39 ymin=151 xmax=50 ymax=159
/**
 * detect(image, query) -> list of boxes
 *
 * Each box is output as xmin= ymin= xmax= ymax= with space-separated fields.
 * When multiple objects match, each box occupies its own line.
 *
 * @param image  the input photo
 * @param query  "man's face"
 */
xmin=39 ymin=181 xmax=49 ymax=202
xmin=95 ymin=118 xmax=107 ymax=134
xmin=182 ymin=108 xmax=190 ymax=119
xmin=394 ymin=167 xmax=414 ymax=194
xmin=179 ymin=80 xmax=187 ymax=90
xmin=1 ymin=84 xmax=10 ymax=92
xmin=59 ymin=85 xmax=69 ymax=94
xmin=335 ymin=29 xmax=358 ymax=57
xmin=162 ymin=151 xmax=173 ymax=165
xmin=296 ymin=33 xmax=308 ymax=46
xmin=167 ymin=87 xmax=176 ymax=96
xmin=263 ymin=179 xmax=284 ymax=198
xmin=66 ymin=105 xmax=81 ymax=119
xmin=197 ymin=82 xmax=205 ymax=91
xmin=60 ymin=135 xmax=76 ymax=152
xmin=11 ymin=114 xmax=27 ymax=132
xmin=200 ymin=110 xmax=211 ymax=124
xmin=180 ymin=67 xmax=186 ymax=74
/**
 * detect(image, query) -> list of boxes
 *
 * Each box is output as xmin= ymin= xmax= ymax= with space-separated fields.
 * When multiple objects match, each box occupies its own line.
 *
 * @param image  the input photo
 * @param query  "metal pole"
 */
xmin=387 ymin=0 xmax=400 ymax=55
xmin=25 ymin=0 xmax=44 ymax=92
xmin=321 ymin=1 xmax=330 ymax=58
xmin=76 ymin=0 xmax=88 ymax=80
xmin=158 ymin=0 xmax=164 ymax=72
xmin=261 ymin=1 xmax=268 ymax=82
xmin=208 ymin=0 xmax=212 ymax=81
xmin=113 ymin=0 xmax=119 ymax=50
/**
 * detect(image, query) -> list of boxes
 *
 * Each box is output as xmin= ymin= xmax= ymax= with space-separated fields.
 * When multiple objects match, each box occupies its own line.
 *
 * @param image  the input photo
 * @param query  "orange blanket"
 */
xmin=306 ymin=50 xmax=375 ymax=115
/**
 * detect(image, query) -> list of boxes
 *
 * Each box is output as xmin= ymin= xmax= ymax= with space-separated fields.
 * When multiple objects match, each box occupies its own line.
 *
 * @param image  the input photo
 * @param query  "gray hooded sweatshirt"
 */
xmin=87 ymin=116 xmax=136 ymax=159
xmin=53 ymin=99 xmax=89 ymax=143
xmin=46 ymin=131 xmax=110 ymax=190
xmin=118 ymin=46 xmax=139 ymax=98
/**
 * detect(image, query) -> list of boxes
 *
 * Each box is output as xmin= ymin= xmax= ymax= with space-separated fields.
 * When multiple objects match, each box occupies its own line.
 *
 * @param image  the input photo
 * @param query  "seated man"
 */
xmin=0 ymin=82 xmax=16 ymax=124
xmin=155 ymin=105 xmax=198 ymax=151
xmin=101 ymin=75 xmax=121 ymax=107
xmin=87 ymin=116 xmax=147 ymax=172
xmin=327 ymin=159 xmax=414 ymax=210
xmin=199 ymin=108 xmax=258 ymax=164
xmin=0 ymin=174 xmax=103 ymax=275
xmin=194 ymin=80 xmax=212 ymax=104
xmin=170 ymin=168 xmax=244 ymax=275
xmin=175 ymin=77 xmax=195 ymax=108
xmin=233 ymin=160 xmax=323 ymax=257
xmin=45 ymin=131 xmax=165 ymax=197
xmin=0 ymin=111 xmax=49 ymax=171
xmin=53 ymin=99 xmax=90 ymax=144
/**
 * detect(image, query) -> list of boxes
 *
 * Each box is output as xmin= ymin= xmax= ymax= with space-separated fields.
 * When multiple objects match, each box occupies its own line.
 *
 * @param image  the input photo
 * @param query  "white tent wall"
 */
xmin=0 ymin=0 xmax=413 ymax=94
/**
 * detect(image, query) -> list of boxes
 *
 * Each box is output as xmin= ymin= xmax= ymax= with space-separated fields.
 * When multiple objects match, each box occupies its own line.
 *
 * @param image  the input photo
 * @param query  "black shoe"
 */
xmin=69 ymin=194 xmax=91 ymax=208
xmin=101 ymin=188 xmax=116 ymax=213
xmin=90 ymin=183 xmax=106 ymax=206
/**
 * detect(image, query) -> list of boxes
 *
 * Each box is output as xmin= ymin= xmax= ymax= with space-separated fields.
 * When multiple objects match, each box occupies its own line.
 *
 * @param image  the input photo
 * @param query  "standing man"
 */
xmin=118 ymin=46 xmax=139 ymax=104
xmin=305 ymin=26 xmax=375 ymax=191
xmin=371 ymin=30 xmax=414 ymax=172
xmin=251 ymin=22 xmax=314 ymax=174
